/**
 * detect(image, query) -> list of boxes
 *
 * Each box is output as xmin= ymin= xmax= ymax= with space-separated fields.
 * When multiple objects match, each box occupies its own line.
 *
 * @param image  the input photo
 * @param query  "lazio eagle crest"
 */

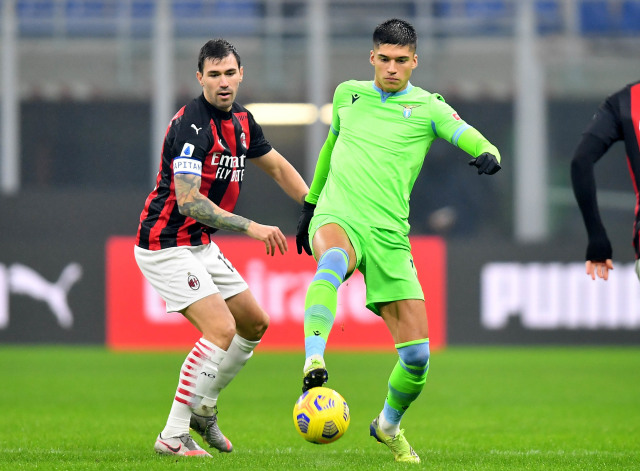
xmin=398 ymin=104 xmax=421 ymax=118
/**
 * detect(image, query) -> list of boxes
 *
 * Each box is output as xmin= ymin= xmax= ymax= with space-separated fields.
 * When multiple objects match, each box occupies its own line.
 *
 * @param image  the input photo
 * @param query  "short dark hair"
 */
xmin=372 ymin=18 xmax=417 ymax=51
xmin=198 ymin=38 xmax=241 ymax=73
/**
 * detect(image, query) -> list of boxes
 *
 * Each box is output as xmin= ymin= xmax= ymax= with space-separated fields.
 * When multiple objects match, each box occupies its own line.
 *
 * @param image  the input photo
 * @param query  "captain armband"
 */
xmin=173 ymin=158 xmax=202 ymax=177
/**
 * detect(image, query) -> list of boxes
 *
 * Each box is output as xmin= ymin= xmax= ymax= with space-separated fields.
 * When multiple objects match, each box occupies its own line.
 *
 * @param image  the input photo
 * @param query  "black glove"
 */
xmin=296 ymin=201 xmax=316 ymax=255
xmin=469 ymin=152 xmax=501 ymax=175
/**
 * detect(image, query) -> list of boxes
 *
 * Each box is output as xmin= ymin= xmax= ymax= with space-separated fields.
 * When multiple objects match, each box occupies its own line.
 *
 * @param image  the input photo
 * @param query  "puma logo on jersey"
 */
xmin=351 ymin=94 xmax=360 ymax=104
xmin=398 ymin=104 xmax=421 ymax=118
xmin=191 ymin=124 xmax=202 ymax=134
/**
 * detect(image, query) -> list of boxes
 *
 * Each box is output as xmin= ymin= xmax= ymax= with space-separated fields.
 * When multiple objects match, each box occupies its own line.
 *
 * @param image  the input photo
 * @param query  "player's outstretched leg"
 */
xmin=302 ymin=248 xmax=348 ymax=392
xmin=369 ymin=416 xmax=420 ymax=463
xmin=154 ymin=432 xmax=212 ymax=457
xmin=190 ymin=406 xmax=233 ymax=453
xmin=302 ymin=354 xmax=328 ymax=392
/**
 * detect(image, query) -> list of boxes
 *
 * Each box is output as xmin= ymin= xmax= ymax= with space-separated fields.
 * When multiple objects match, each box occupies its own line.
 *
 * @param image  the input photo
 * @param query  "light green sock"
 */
xmin=383 ymin=340 xmax=430 ymax=428
xmin=304 ymin=279 xmax=337 ymax=356
xmin=303 ymin=248 xmax=348 ymax=358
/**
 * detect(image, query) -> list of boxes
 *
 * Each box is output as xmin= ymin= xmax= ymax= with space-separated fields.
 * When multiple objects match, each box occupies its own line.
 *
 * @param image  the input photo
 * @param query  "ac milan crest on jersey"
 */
xmin=187 ymin=273 xmax=200 ymax=290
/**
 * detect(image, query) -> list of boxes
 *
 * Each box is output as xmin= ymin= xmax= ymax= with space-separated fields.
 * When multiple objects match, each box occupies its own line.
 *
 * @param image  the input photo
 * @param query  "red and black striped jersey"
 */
xmin=583 ymin=80 xmax=640 ymax=164
xmin=572 ymin=80 xmax=640 ymax=260
xmin=136 ymin=94 xmax=272 ymax=250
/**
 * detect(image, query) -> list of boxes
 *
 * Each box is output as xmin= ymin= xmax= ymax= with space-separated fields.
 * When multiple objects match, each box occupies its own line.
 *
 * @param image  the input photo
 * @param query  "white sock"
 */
xmin=379 ymin=412 xmax=400 ymax=437
xmin=208 ymin=335 xmax=260 ymax=400
xmin=161 ymin=403 xmax=191 ymax=439
xmin=193 ymin=338 xmax=227 ymax=416
xmin=161 ymin=338 xmax=212 ymax=437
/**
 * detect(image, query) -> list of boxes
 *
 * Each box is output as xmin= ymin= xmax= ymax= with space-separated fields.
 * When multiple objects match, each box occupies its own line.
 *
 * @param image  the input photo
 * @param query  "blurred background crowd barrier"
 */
xmin=1 ymin=0 xmax=639 ymax=347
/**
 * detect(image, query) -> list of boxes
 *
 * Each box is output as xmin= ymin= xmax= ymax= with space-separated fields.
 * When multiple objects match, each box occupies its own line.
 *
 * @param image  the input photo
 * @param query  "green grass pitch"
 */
xmin=1 ymin=346 xmax=639 ymax=470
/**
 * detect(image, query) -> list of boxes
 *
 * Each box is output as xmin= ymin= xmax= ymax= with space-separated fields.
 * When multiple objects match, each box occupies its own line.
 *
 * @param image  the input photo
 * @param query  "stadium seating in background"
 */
xmin=433 ymin=0 xmax=640 ymax=36
xmin=580 ymin=0 xmax=640 ymax=34
xmin=12 ymin=0 xmax=640 ymax=38
xmin=621 ymin=1 xmax=640 ymax=33
xmin=15 ymin=0 xmax=261 ymax=37
xmin=172 ymin=0 xmax=261 ymax=36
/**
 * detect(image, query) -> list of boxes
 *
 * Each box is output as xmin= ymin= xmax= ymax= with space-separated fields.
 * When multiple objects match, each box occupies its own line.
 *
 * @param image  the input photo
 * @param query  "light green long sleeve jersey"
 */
xmin=306 ymin=80 xmax=500 ymax=235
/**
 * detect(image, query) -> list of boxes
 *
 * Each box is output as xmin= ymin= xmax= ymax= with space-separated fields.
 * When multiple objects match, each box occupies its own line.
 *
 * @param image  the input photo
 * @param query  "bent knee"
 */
xmin=237 ymin=310 xmax=269 ymax=341
xmin=200 ymin=320 xmax=236 ymax=349
xmin=315 ymin=247 xmax=349 ymax=288
xmin=253 ymin=312 xmax=269 ymax=338
xmin=398 ymin=340 xmax=430 ymax=368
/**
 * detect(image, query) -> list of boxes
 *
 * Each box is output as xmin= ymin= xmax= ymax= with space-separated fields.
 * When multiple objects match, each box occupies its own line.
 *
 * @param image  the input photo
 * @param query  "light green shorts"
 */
xmin=309 ymin=214 xmax=424 ymax=315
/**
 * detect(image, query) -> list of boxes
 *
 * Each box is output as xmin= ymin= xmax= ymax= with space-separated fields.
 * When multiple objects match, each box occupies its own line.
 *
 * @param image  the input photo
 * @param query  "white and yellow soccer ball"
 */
xmin=293 ymin=387 xmax=350 ymax=444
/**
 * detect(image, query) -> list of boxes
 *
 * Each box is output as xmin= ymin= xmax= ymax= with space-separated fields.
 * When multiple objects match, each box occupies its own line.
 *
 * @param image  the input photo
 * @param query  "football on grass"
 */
xmin=293 ymin=387 xmax=350 ymax=444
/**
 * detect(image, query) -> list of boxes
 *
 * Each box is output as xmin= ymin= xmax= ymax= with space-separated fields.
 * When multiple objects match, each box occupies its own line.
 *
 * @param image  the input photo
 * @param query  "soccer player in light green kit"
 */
xmin=296 ymin=19 xmax=501 ymax=463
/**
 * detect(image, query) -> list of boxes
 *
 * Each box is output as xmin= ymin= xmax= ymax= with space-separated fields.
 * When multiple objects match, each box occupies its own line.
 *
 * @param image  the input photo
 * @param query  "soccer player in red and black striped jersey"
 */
xmin=135 ymin=39 xmax=309 ymax=457
xmin=571 ymin=80 xmax=640 ymax=282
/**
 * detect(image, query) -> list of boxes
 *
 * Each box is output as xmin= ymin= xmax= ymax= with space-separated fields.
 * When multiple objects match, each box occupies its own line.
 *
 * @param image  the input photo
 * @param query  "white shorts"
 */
xmin=134 ymin=242 xmax=248 ymax=313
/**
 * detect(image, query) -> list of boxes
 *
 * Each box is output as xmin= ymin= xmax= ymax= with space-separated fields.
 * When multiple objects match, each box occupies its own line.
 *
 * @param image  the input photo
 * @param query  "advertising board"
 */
xmin=106 ymin=236 xmax=447 ymax=351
